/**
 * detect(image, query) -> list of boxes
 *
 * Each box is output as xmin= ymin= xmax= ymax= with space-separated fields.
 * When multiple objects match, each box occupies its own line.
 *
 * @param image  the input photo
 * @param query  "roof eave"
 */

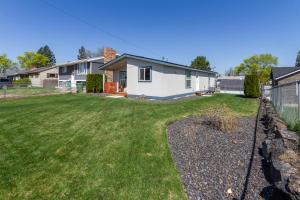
xmin=99 ymin=54 xmax=216 ymax=75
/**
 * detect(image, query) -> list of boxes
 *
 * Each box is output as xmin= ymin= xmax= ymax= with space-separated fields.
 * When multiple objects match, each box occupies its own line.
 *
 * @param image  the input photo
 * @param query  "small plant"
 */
xmin=202 ymin=104 xmax=237 ymax=132
xmin=13 ymin=78 xmax=31 ymax=86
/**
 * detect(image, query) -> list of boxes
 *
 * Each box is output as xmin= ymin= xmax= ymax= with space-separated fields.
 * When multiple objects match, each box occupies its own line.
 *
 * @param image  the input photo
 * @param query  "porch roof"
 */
xmin=99 ymin=54 xmax=216 ymax=75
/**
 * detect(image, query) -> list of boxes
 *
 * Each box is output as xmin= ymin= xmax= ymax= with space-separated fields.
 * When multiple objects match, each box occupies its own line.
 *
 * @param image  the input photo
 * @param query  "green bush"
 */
xmin=244 ymin=74 xmax=260 ymax=98
xmin=86 ymin=74 xmax=103 ymax=93
xmin=13 ymin=78 xmax=31 ymax=86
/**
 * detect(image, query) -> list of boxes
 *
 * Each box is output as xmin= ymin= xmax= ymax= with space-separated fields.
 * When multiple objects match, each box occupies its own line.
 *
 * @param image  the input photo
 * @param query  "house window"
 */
xmin=47 ymin=73 xmax=58 ymax=78
xmin=139 ymin=66 xmax=152 ymax=81
xmin=59 ymin=81 xmax=71 ymax=88
xmin=61 ymin=66 xmax=67 ymax=73
xmin=185 ymin=70 xmax=192 ymax=88
xmin=77 ymin=63 xmax=87 ymax=75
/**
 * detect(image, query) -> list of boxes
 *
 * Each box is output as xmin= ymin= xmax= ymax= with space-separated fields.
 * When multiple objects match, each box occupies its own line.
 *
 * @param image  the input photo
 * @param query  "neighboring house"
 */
xmin=0 ymin=66 xmax=27 ymax=80
xmin=217 ymin=76 xmax=244 ymax=95
xmin=100 ymin=54 xmax=216 ymax=99
xmin=57 ymin=48 xmax=117 ymax=90
xmin=271 ymin=67 xmax=300 ymax=86
xmin=27 ymin=66 xmax=58 ymax=87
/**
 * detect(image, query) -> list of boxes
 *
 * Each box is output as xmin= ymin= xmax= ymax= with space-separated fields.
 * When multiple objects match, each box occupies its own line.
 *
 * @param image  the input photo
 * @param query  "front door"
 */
xmin=196 ymin=75 xmax=200 ymax=91
xmin=119 ymin=71 xmax=127 ymax=92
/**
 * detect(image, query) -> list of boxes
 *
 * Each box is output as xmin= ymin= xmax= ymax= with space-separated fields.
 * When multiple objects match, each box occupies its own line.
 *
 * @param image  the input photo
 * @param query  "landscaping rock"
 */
xmin=260 ymin=98 xmax=300 ymax=200
xmin=168 ymin=116 xmax=271 ymax=200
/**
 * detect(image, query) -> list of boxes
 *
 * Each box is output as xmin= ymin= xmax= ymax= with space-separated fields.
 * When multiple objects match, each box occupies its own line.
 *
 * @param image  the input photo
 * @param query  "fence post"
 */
xmin=298 ymin=81 xmax=300 ymax=120
xmin=3 ymin=85 xmax=7 ymax=98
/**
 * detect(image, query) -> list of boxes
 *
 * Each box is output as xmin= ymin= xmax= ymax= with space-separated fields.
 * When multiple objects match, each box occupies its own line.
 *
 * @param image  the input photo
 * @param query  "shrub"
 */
xmin=13 ymin=78 xmax=31 ymax=86
xmin=244 ymin=74 xmax=260 ymax=98
xmin=86 ymin=74 xmax=103 ymax=93
xmin=202 ymin=104 xmax=237 ymax=132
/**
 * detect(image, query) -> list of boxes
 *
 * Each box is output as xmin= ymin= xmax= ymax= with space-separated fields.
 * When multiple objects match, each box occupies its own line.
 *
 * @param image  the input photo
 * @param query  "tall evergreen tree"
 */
xmin=78 ymin=46 xmax=88 ymax=60
xmin=295 ymin=50 xmax=300 ymax=68
xmin=37 ymin=45 xmax=56 ymax=66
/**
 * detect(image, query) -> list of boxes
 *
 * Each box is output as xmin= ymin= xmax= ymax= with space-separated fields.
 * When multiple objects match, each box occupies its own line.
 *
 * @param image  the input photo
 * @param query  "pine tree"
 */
xmin=37 ymin=45 xmax=56 ymax=66
xmin=78 ymin=46 xmax=88 ymax=60
xmin=295 ymin=50 xmax=300 ymax=68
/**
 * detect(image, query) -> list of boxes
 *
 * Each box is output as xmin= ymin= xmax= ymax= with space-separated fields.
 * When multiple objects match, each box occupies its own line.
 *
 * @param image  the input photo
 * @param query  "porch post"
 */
xmin=103 ymin=72 xmax=105 ymax=93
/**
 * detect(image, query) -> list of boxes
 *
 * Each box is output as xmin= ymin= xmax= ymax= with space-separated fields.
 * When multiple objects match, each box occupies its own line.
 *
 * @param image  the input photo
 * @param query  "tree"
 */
xmin=0 ymin=54 xmax=16 ymax=75
xmin=295 ymin=50 xmax=300 ymax=68
xmin=78 ymin=46 xmax=88 ymax=60
xmin=234 ymin=54 xmax=277 ymax=85
xmin=244 ymin=74 xmax=260 ymax=98
xmin=191 ymin=56 xmax=211 ymax=71
xmin=17 ymin=52 xmax=49 ymax=70
xmin=86 ymin=48 xmax=102 ymax=58
xmin=225 ymin=67 xmax=237 ymax=76
xmin=37 ymin=45 xmax=56 ymax=65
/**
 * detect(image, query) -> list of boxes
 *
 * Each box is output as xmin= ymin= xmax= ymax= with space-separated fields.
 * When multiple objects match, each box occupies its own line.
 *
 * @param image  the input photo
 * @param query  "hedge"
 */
xmin=244 ymin=74 xmax=260 ymax=98
xmin=13 ymin=78 xmax=31 ymax=86
xmin=86 ymin=74 xmax=103 ymax=93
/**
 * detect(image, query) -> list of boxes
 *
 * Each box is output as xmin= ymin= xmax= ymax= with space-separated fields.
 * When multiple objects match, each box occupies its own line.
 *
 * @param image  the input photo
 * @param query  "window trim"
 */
xmin=138 ymin=66 xmax=152 ymax=82
xmin=61 ymin=66 xmax=67 ymax=73
xmin=185 ymin=70 xmax=192 ymax=88
xmin=77 ymin=63 xmax=87 ymax=75
xmin=47 ymin=73 xmax=58 ymax=78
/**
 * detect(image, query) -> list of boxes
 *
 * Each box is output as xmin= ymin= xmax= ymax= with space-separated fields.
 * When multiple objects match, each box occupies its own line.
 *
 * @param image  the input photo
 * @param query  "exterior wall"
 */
xmin=58 ymin=62 xmax=104 ymax=89
xmin=125 ymin=58 xmax=215 ymax=98
xmin=209 ymin=76 xmax=216 ymax=89
xmin=277 ymin=72 xmax=300 ymax=85
xmin=29 ymin=74 xmax=41 ymax=87
xmin=59 ymin=62 xmax=103 ymax=81
xmin=29 ymin=67 xmax=58 ymax=87
xmin=91 ymin=62 xmax=103 ymax=74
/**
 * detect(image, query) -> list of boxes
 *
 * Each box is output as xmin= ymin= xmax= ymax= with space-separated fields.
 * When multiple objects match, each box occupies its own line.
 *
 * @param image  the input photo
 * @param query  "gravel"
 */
xmin=167 ymin=114 xmax=272 ymax=200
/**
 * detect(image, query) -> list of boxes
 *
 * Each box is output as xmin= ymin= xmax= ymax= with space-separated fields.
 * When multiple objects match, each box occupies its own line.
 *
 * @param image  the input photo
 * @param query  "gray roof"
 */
xmin=271 ymin=67 xmax=300 ymax=80
xmin=54 ymin=57 xmax=104 ymax=67
xmin=0 ymin=67 xmax=27 ymax=77
xmin=26 ymin=66 xmax=57 ymax=74
xmin=100 ymin=53 xmax=216 ymax=75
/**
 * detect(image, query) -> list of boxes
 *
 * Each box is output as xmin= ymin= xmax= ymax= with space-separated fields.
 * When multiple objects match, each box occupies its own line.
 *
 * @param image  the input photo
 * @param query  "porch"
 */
xmin=103 ymin=59 xmax=127 ymax=95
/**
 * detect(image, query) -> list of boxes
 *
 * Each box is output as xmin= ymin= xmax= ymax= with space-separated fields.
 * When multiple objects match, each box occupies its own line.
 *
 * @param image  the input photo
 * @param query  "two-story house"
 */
xmin=57 ymin=48 xmax=117 ymax=90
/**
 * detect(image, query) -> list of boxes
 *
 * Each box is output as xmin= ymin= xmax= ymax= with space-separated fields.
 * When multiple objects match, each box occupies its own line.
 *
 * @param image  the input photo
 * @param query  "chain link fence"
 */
xmin=0 ymin=84 xmax=63 ymax=98
xmin=263 ymin=81 xmax=300 ymax=128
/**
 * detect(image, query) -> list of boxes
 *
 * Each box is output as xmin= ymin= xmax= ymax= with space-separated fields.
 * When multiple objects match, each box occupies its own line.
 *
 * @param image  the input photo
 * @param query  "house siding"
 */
xmin=29 ymin=67 xmax=58 ymax=87
xmin=277 ymin=72 xmax=300 ymax=85
xmin=91 ymin=62 xmax=103 ymax=74
xmin=125 ymin=58 xmax=215 ymax=98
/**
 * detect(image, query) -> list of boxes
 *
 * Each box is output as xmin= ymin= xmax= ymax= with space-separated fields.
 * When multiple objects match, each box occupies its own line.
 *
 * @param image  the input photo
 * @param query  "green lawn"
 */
xmin=1 ymin=87 xmax=61 ymax=96
xmin=0 ymin=94 xmax=258 ymax=200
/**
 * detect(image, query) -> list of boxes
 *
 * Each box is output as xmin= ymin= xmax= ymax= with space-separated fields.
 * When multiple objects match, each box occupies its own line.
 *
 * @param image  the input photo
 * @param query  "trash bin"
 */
xmin=76 ymin=82 xmax=83 ymax=93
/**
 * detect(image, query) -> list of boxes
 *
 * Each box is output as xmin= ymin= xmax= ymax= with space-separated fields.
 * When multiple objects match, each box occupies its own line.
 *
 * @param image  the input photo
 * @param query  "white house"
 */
xmin=100 ymin=54 xmax=216 ymax=99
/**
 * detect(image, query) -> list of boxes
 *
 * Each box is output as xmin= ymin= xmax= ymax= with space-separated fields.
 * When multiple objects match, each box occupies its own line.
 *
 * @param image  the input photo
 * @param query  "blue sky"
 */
xmin=0 ymin=0 xmax=299 ymax=74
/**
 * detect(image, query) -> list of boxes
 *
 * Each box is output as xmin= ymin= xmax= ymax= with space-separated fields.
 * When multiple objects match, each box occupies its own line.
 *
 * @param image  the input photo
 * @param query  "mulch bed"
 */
xmin=167 ymin=115 xmax=271 ymax=200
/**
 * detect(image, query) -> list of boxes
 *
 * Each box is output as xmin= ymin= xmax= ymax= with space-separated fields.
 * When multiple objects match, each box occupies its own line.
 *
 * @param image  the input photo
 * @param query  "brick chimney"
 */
xmin=102 ymin=47 xmax=117 ymax=63
xmin=102 ymin=47 xmax=117 ymax=82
